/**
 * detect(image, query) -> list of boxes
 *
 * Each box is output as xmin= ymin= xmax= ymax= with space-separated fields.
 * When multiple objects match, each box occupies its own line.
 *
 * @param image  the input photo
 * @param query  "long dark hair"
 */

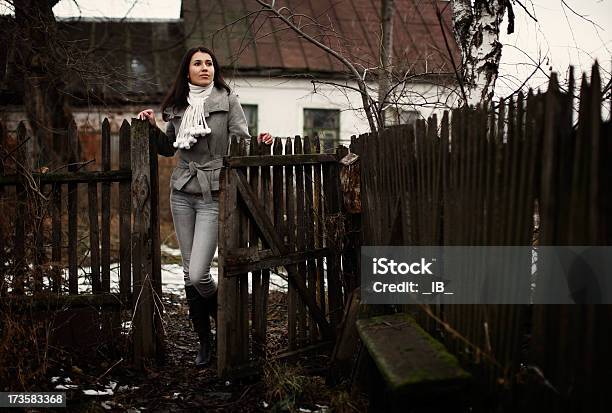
xmin=161 ymin=46 xmax=231 ymax=120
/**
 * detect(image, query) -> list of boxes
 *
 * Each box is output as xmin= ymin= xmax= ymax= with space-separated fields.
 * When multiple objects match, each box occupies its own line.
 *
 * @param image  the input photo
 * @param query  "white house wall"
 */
xmin=228 ymin=77 xmax=371 ymax=148
xmin=0 ymin=77 xmax=457 ymax=152
xmin=229 ymin=76 xmax=457 ymax=148
xmin=387 ymin=81 xmax=460 ymax=122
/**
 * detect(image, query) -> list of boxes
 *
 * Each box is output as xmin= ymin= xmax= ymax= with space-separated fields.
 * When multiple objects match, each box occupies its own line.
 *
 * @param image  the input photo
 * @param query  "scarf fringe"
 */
xmin=174 ymin=82 xmax=214 ymax=150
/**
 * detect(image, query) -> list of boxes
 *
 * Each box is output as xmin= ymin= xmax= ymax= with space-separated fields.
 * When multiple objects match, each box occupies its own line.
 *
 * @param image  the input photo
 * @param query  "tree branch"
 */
xmin=561 ymin=0 xmax=604 ymax=31
xmin=254 ymin=0 xmax=378 ymax=132
xmin=437 ymin=3 xmax=468 ymax=105
xmin=513 ymin=0 xmax=538 ymax=23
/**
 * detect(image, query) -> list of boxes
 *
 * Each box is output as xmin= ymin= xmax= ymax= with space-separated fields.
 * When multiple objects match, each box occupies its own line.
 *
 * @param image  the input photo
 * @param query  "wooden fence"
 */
xmin=352 ymin=64 xmax=611 ymax=411
xmin=217 ymin=135 xmax=345 ymax=378
xmin=0 ymin=119 xmax=163 ymax=368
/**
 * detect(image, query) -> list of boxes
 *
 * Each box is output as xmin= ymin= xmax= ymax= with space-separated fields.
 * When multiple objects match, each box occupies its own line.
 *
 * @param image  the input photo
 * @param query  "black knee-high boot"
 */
xmin=206 ymin=290 xmax=218 ymax=325
xmin=206 ymin=291 xmax=218 ymax=356
xmin=185 ymin=285 xmax=212 ymax=367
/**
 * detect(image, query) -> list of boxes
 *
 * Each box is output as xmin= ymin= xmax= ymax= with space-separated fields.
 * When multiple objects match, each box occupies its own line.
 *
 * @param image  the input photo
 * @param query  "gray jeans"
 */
xmin=170 ymin=188 xmax=219 ymax=298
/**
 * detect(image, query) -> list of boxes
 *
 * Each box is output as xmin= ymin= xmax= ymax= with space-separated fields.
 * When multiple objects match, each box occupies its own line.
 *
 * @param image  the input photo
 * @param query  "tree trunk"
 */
xmin=14 ymin=0 xmax=75 ymax=167
xmin=452 ymin=0 xmax=507 ymax=106
xmin=378 ymin=0 xmax=394 ymax=128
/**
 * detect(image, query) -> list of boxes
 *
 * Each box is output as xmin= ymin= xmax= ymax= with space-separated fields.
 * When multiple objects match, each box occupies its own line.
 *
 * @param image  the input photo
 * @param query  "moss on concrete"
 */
xmin=356 ymin=313 xmax=471 ymax=393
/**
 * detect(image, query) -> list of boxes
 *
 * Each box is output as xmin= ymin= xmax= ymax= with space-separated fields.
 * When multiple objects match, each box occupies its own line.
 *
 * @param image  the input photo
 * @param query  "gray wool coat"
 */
xmin=153 ymin=86 xmax=251 ymax=202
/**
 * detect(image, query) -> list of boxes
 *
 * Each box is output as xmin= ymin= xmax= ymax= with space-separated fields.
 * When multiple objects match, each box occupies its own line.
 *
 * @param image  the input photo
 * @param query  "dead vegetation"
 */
xmin=0 ymin=307 xmax=51 ymax=390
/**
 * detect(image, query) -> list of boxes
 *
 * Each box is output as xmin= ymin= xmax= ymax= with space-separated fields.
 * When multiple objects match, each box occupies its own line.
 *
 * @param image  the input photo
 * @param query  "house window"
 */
xmin=130 ymin=58 xmax=146 ymax=76
xmin=241 ymin=104 xmax=258 ymax=137
xmin=303 ymin=109 xmax=340 ymax=152
xmin=386 ymin=108 xmax=420 ymax=126
xmin=127 ymin=57 xmax=148 ymax=92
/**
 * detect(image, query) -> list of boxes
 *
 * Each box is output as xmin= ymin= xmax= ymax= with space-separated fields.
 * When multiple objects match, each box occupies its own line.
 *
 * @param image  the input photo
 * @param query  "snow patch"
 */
xmin=160 ymin=244 xmax=181 ymax=257
xmin=55 ymin=384 xmax=78 ymax=390
xmin=83 ymin=388 xmax=114 ymax=396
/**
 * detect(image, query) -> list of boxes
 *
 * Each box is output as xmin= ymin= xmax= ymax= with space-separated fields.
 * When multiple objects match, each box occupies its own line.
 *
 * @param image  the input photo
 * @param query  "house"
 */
xmin=0 ymin=0 xmax=458 ymax=221
xmin=180 ymin=0 xmax=459 ymax=149
xmin=3 ymin=0 xmax=459 ymax=150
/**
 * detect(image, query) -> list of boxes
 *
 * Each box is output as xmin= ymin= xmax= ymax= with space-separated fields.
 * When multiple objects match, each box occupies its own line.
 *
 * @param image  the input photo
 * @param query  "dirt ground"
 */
xmin=25 ymin=289 xmax=354 ymax=413
xmin=1 ymin=204 xmax=361 ymax=411
xmin=80 ymin=293 xmax=269 ymax=412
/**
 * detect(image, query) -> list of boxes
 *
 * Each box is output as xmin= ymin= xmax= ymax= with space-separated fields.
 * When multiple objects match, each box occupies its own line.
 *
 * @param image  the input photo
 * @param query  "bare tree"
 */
xmin=253 ymin=0 xmax=381 ymax=132
xmin=451 ymin=0 xmax=515 ymax=106
xmin=1 ymin=0 xmax=159 ymax=167
xmin=9 ymin=0 xmax=75 ymax=165
xmin=378 ymin=0 xmax=395 ymax=128
xmin=247 ymin=0 xmax=462 ymax=134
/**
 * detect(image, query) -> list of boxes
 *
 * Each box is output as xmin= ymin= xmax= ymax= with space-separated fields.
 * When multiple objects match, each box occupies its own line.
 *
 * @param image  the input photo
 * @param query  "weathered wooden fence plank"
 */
xmin=273 ymin=138 xmax=285 ymax=247
xmin=303 ymin=136 xmax=319 ymax=340
xmin=225 ymin=154 xmax=336 ymax=167
xmin=33 ymin=184 xmax=45 ymax=293
xmin=67 ymin=120 xmax=79 ymax=295
xmin=147 ymin=123 xmax=163 ymax=360
xmin=51 ymin=182 xmax=62 ymax=292
xmin=238 ymin=138 xmax=249 ymax=362
xmin=13 ymin=122 xmax=27 ymax=295
xmin=249 ymin=137 xmax=263 ymax=356
xmin=294 ymin=136 xmax=308 ymax=345
xmin=494 ymin=100 xmax=506 ymax=245
xmin=0 ymin=170 xmax=131 ymax=185
xmin=258 ymin=140 xmax=272 ymax=355
xmin=322 ymin=148 xmax=343 ymax=328
xmin=284 ymin=137 xmax=297 ymax=350
xmin=0 ymin=123 xmax=5 ymax=295
xmin=119 ymin=120 xmax=132 ymax=297
xmin=312 ymin=137 xmax=326 ymax=318
xmin=101 ymin=118 xmax=111 ymax=292
xmin=218 ymin=137 xmax=242 ymax=377
xmin=130 ymin=119 xmax=155 ymax=367
xmin=88 ymin=181 xmax=102 ymax=293
xmin=224 ymin=248 xmax=330 ymax=275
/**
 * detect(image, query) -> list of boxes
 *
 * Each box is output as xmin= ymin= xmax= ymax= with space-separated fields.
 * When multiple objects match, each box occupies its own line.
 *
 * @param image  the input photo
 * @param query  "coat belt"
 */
xmin=174 ymin=157 xmax=223 ymax=203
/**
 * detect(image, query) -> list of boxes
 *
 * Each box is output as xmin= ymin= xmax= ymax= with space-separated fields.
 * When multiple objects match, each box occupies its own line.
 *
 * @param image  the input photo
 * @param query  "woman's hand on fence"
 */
xmin=258 ymin=132 xmax=273 ymax=145
xmin=137 ymin=109 xmax=157 ymax=127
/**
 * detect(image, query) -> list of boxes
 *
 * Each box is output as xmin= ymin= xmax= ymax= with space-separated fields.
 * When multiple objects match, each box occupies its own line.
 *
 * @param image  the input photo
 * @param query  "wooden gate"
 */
xmin=0 ymin=118 xmax=163 ymax=368
xmin=217 ymin=135 xmax=345 ymax=378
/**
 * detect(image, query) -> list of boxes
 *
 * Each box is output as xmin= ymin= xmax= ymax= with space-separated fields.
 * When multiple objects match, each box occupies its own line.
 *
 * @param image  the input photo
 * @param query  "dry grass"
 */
xmin=0 ymin=307 xmax=51 ymax=390
xmin=263 ymin=360 xmax=328 ymax=411
xmin=263 ymin=359 xmax=367 ymax=412
xmin=0 ymin=183 xmax=128 ymax=392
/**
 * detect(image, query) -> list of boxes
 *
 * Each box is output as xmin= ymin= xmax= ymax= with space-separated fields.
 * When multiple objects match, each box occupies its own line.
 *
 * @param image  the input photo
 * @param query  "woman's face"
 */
xmin=188 ymin=51 xmax=215 ymax=87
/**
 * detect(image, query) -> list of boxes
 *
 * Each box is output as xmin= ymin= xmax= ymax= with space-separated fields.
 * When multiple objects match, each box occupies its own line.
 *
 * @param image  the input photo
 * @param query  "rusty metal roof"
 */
xmin=181 ymin=0 xmax=459 ymax=78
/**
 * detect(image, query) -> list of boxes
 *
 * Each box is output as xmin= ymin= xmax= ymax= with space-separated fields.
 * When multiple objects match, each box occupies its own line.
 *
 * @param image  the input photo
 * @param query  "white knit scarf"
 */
xmin=174 ymin=81 xmax=214 ymax=150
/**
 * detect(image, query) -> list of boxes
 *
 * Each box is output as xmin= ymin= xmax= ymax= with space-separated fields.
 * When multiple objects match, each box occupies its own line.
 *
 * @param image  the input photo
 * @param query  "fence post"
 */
xmin=14 ymin=122 xmax=27 ymax=295
xmin=119 ymin=121 xmax=132 ymax=298
xmin=67 ymin=120 xmax=79 ymax=294
xmin=0 ymin=122 xmax=6 ymax=296
xmin=148 ymin=123 xmax=164 ymax=363
xmin=130 ymin=119 xmax=156 ymax=368
xmin=322 ymin=147 xmax=344 ymax=328
xmin=218 ymin=137 xmax=241 ymax=378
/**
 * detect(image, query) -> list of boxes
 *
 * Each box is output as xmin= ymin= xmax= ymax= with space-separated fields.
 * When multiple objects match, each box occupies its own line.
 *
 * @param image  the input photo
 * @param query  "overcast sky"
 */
xmin=53 ymin=0 xmax=181 ymax=20
xmin=498 ymin=0 xmax=611 ymax=97
xmin=43 ymin=0 xmax=612 ymax=98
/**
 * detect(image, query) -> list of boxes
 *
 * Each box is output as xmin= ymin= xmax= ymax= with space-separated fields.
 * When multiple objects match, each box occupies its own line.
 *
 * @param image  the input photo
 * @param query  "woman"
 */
xmin=138 ymin=47 xmax=272 ymax=367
